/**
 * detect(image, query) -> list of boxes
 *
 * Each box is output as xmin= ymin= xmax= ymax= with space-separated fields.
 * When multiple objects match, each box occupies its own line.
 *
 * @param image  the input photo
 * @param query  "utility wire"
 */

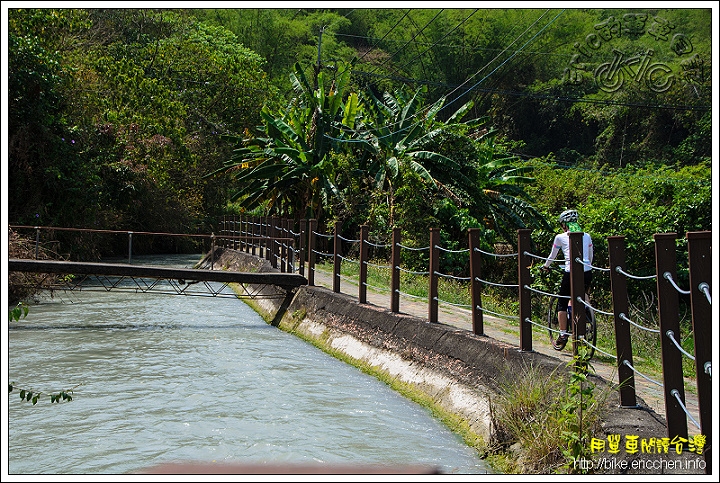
xmin=337 ymin=31 xmax=567 ymax=59
xmin=356 ymin=10 xmax=411 ymax=63
xmin=346 ymin=69 xmax=710 ymax=111
xmin=440 ymin=9 xmax=563 ymax=115
xmin=365 ymin=9 xmax=445 ymax=76
xmin=392 ymin=9 xmax=479 ymax=77
xmin=332 ymin=9 xmax=558 ymax=143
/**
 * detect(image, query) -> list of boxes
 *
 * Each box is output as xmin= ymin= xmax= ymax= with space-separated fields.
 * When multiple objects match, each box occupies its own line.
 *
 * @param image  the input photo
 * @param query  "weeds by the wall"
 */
xmin=488 ymin=351 xmax=612 ymax=474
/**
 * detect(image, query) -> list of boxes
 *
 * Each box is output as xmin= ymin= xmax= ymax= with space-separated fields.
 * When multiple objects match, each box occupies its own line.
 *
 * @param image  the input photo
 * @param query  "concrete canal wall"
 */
xmin=200 ymin=248 xmax=705 ymax=475
xmin=202 ymin=248 xmax=571 ymax=441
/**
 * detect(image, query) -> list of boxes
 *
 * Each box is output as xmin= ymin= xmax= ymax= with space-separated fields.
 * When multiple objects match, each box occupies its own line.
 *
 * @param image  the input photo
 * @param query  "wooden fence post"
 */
xmin=569 ymin=231 xmax=587 ymax=360
xmin=219 ymin=216 xmax=225 ymax=248
xmin=468 ymin=228 xmax=484 ymax=335
xmin=233 ymin=215 xmax=238 ymax=250
xmin=608 ymin=236 xmax=638 ymax=408
xmin=654 ymin=232 xmax=688 ymax=441
xmin=240 ymin=215 xmax=245 ymax=252
xmin=428 ymin=228 xmax=440 ymax=323
xmin=244 ymin=215 xmax=248 ymax=251
xmin=263 ymin=216 xmax=271 ymax=262
xmin=282 ymin=219 xmax=288 ymax=271
xmin=280 ymin=218 xmax=288 ymax=273
xmin=239 ymin=215 xmax=245 ymax=252
xmin=270 ymin=216 xmax=278 ymax=269
xmin=359 ymin=225 xmax=368 ymax=304
xmin=238 ymin=215 xmax=243 ymax=251
xmin=391 ymin=228 xmax=401 ymax=313
xmin=687 ymin=230 xmax=712 ymax=473
xmin=308 ymin=219 xmax=317 ymax=286
xmin=299 ymin=219 xmax=307 ymax=276
xmin=223 ymin=215 xmax=228 ymax=249
xmin=517 ymin=229 xmax=532 ymax=352
xmin=245 ymin=216 xmax=251 ymax=253
xmin=333 ymin=221 xmax=341 ymax=293
xmin=34 ymin=226 xmax=40 ymax=259
xmin=288 ymin=219 xmax=296 ymax=273
xmin=210 ymin=233 xmax=215 ymax=270
xmin=250 ymin=216 xmax=257 ymax=256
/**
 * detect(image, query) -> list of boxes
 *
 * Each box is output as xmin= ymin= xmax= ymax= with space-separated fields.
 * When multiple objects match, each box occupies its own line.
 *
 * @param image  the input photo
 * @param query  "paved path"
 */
xmin=307 ymin=267 xmax=701 ymax=429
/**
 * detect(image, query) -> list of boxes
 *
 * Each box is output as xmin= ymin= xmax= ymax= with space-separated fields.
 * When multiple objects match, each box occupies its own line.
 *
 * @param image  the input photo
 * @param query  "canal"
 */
xmin=7 ymin=254 xmax=492 ymax=475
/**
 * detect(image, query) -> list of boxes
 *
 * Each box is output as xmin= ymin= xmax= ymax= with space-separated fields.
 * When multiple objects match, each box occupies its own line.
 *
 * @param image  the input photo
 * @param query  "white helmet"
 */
xmin=558 ymin=209 xmax=579 ymax=224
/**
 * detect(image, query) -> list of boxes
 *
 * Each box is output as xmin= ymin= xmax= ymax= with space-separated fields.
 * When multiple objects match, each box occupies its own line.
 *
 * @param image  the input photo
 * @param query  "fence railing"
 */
xmin=10 ymin=225 xmax=223 ymax=267
xmin=218 ymin=216 xmax=711 ymax=467
xmin=11 ymin=219 xmax=710 ymax=470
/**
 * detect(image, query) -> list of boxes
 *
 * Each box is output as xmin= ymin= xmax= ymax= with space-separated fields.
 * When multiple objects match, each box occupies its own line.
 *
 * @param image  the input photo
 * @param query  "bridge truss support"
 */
xmin=9 ymin=259 xmax=307 ymax=301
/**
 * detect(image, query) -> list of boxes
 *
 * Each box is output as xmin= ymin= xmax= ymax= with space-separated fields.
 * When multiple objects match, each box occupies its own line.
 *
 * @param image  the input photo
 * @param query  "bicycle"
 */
xmin=544 ymin=266 xmax=597 ymax=360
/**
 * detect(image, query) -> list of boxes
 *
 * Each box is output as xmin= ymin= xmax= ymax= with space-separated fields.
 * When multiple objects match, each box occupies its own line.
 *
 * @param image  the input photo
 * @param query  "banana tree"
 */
xmin=206 ymin=62 xmax=359 ymax=220
xmin=355 ymin=89 xmax=549 ymax=245
xmin=471 ymin=133 xmax=551 ymax=245
xmin=352 ymin=87 xmax=483 ymax=226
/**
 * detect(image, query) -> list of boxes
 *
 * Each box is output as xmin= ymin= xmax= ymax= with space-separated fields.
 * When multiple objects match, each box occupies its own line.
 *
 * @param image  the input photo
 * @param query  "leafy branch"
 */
xmin=559 ymin=345 xmax=597 ymax=473
xmin=9 ymin=382 xmax=82 ymax=405
xmin=9 ymin=302 xmax=83 ymax=405
xmin=9 ymin=302 xmax=29 ymax=322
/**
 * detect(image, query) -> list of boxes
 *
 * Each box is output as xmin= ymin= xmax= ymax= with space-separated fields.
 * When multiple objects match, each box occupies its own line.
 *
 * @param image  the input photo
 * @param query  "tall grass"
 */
xmin=487 ymin=358 xmax=611 ymax=474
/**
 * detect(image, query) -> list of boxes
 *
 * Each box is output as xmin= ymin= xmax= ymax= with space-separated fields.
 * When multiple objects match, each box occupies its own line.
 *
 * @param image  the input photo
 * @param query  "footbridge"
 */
xmin=8 ymin=258 xmax=307 ymax=300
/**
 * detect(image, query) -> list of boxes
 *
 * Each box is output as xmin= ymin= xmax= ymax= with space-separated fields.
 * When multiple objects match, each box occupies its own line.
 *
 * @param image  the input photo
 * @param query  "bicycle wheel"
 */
xmin=582 ymin=306 xmax=597 ymax=360
xmin=547 ymin=299 xmax=564 ymax=351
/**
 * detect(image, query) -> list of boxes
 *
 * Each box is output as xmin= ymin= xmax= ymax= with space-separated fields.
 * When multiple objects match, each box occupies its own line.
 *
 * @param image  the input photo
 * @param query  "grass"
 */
xmin=313 ymin=257 xmax=698 ymax=390
xmin=486 ymin=358 xmax=612 ymax=474
xmin=244 ymin=256 xmax=695 ymax=474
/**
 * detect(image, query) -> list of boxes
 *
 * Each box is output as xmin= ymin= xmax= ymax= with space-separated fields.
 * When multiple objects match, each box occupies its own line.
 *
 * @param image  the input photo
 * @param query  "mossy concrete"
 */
xmin=203 ymin=249 xmax=568 ymax=442
xmin=201 ymin=248 xmax=708 ymax=475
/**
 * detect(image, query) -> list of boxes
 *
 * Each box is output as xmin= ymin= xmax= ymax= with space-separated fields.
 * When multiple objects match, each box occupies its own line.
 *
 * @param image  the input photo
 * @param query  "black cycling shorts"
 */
xmin=556 ymin=270 xmax=593 ymax=313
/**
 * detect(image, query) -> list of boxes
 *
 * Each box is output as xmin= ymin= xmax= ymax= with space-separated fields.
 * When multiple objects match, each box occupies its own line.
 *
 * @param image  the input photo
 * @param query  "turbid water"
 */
xmin=6 ymin=254 xmax=492 ymax=476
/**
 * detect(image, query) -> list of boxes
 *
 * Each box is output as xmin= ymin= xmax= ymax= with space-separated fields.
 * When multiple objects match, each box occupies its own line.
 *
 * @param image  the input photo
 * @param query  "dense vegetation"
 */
xmin=7 ymin=7 xmax=712 ymax=469
xmin=8 ymin=7 xmax=712 ymax=288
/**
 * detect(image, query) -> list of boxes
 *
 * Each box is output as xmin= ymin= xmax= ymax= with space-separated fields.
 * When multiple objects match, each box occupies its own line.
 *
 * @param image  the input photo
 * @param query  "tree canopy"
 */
xmin=6 ymin=7 xmax=712 ymax=257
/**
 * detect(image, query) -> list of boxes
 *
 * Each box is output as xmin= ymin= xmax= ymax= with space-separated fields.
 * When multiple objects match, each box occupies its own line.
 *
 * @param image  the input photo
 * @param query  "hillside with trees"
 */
xmin=7 ymin=7 xmax=712 ymax=280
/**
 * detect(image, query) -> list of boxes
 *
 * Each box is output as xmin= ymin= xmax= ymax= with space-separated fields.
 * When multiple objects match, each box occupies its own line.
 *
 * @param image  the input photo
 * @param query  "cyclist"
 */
xmin=541 ymin=209 xmax=593 ymax=349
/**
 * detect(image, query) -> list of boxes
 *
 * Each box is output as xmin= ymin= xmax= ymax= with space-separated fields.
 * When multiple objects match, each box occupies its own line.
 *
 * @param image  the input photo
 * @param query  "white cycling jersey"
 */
xmin=543 ymin=231 xmax=593 ymax=272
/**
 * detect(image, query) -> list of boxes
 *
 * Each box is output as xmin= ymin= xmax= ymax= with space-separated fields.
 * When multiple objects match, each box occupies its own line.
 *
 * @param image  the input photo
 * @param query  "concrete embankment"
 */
xmin=200 ymin=248 xmax=707 ymax=475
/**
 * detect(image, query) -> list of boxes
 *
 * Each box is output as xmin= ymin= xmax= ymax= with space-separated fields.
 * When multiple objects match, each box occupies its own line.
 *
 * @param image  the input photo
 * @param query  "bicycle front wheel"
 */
xmin=583 ymin=306 xmax=597 ymax=360
xmin=547 ymin=299 xmax=564 ymax=351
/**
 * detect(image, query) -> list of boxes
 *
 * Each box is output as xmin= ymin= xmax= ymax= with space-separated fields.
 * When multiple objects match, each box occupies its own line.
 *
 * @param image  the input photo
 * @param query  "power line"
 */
xmin=391 ymin=9 xmax=479 ymax=76
xmin=355 ymin=10 xmax=411 ymax=63
xmin=336 ymin=32 xmax=567 ymax=59
xmin=324 ymin=9 xmax=558 ymax=144
xmin=365 ymin=9 xmax=445 ymax=76
xmin=440 ymin=9 xmax=563 ymax=115
xmin=347 ymin=69 xmax=710 ymax=111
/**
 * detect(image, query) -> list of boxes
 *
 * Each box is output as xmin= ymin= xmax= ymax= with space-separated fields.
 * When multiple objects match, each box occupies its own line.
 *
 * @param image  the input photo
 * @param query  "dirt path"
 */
xmin=308 ymin=267 xmax=701 ymax=429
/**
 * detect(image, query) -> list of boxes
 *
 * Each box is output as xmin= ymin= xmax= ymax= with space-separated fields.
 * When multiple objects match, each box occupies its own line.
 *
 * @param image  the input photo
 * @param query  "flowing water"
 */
xmin=7 ymin=254 xmax=492 ymax=475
